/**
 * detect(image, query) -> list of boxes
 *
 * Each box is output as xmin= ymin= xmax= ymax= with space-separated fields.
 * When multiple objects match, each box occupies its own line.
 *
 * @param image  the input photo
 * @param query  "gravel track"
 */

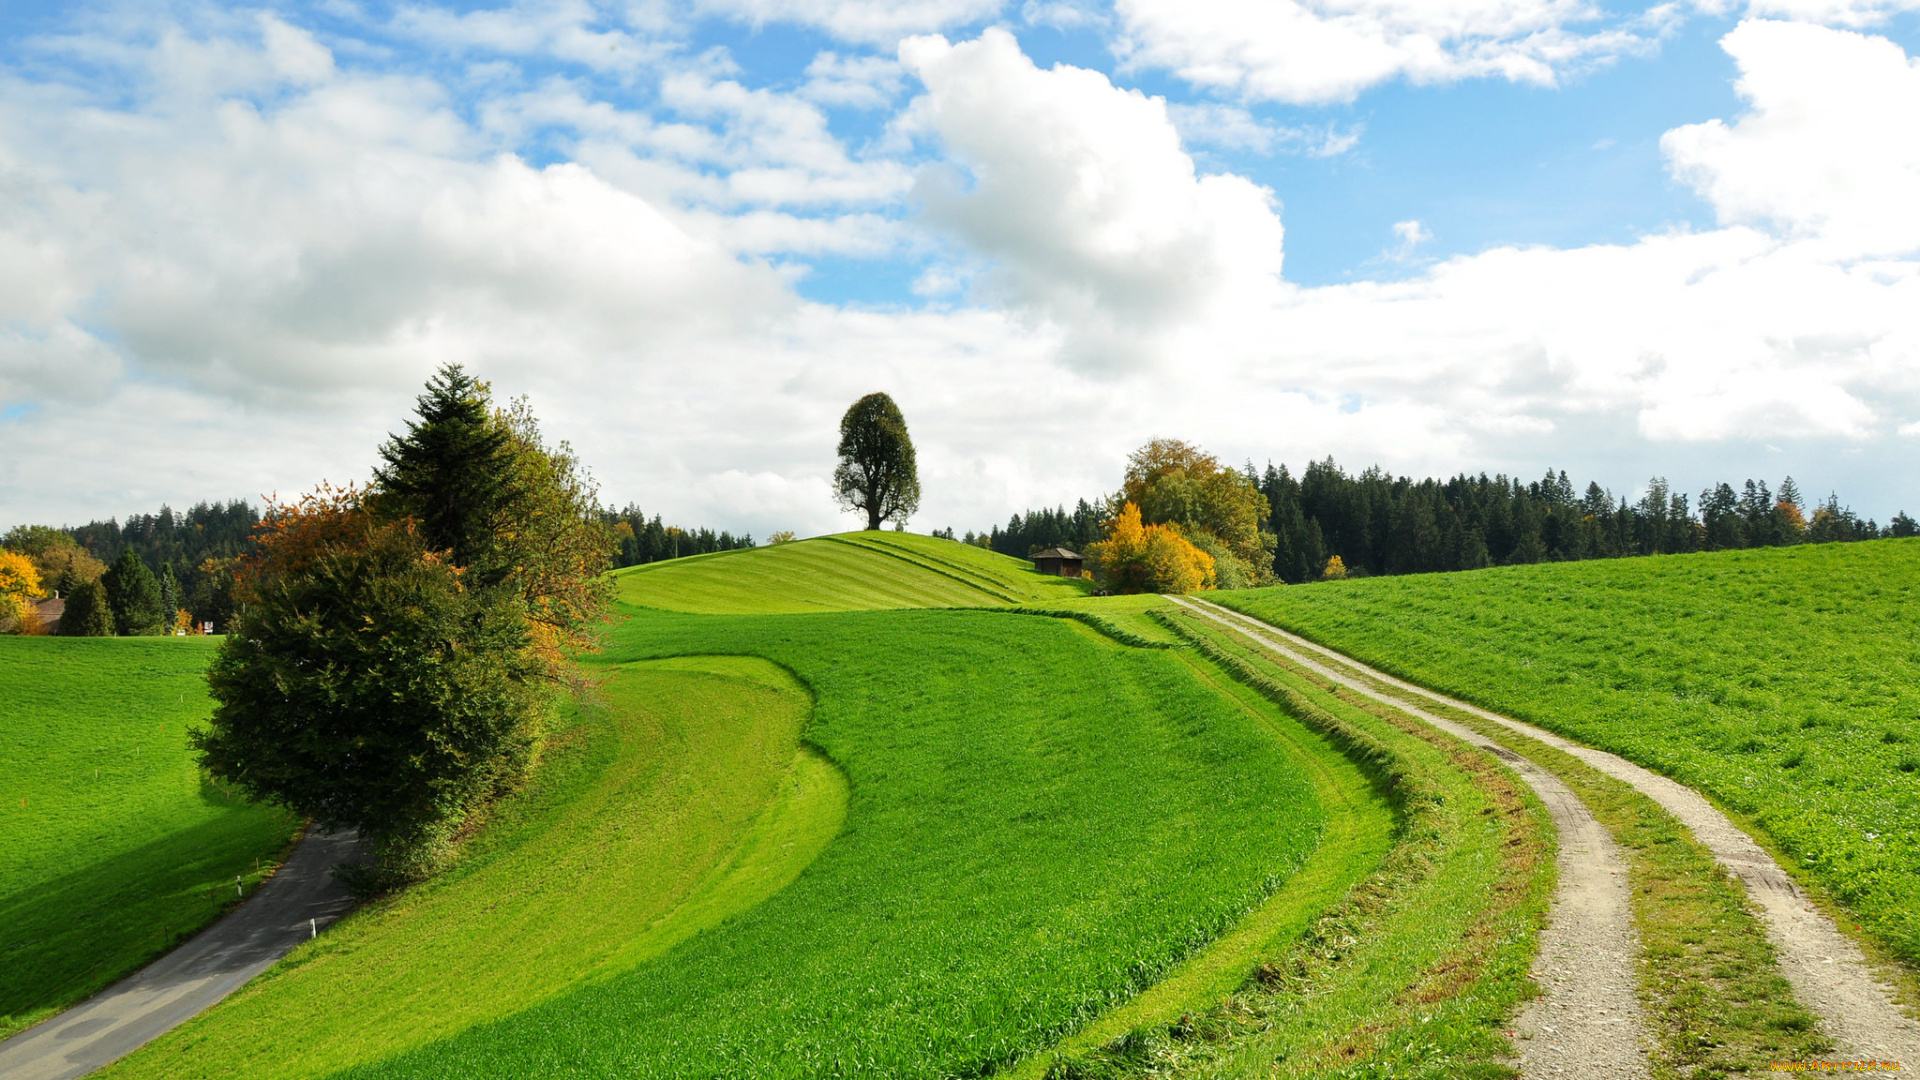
xmin=1179 ymin=596 xmax=1920 ymax=1068
xmin=0 ymin=825 xmax=360 ymax=1080
xmin=1170 ymin=596 xmax=1650 ymax=1078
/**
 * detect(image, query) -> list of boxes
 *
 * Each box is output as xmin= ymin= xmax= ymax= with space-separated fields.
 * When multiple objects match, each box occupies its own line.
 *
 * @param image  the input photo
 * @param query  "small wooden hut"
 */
xmin=1029 ymin=547 xmax=1084 ymax=577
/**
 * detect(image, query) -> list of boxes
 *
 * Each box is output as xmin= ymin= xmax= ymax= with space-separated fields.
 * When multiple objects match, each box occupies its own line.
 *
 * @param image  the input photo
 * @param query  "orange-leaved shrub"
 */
xmin=1085 ymin=502 xmax=1216 ymax=594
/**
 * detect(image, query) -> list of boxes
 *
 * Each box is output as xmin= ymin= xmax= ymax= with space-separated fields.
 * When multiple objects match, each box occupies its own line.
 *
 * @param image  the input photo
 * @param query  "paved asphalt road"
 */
xmin=0 ymin=825 xmax=361 ymax=1080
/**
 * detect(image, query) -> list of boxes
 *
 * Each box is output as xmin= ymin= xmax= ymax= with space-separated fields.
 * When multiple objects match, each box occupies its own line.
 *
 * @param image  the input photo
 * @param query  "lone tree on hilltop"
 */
xmin=833 ymin=392 xmax=920 ymax=531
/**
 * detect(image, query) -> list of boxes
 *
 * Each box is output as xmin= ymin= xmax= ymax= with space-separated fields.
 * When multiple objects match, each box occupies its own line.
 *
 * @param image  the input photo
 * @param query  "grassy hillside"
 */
xmin=110 ymin=657 xmax=843 ymax=1078
xmin=612 ymin=530 xmax=1087 ymax=613
xmin=0 ymin=638 xmax=300 ymax=1040
xmin=1213 ymin=538 xmax=1920 ymax=968
xmin=110 ymin=599 xmax=1342 ymax=1077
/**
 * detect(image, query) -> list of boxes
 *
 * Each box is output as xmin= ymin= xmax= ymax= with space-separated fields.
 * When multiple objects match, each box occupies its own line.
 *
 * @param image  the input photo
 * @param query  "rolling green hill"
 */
xmin=0 ymin=638 xmax=301 ymax=1040
xmin=1212 ymin=538 xmax=1920 ymax=968
xmin=105 ymin=550 xmax=1364 ymax=1079
xmin=612 ymin=530 xmax=1087 ymax=613
xmin=109 ymin=656 xmax=844 ymax=1078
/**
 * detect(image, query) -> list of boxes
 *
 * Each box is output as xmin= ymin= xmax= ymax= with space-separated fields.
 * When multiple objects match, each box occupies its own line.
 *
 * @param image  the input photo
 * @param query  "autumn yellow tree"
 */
xmin=1116 ymin=439 xmax=1273 ymax=586
xmin=1321 ymin=555 xmax=1348 ymax=581
xmin=0 ymin=550 xmax=46 ymax=633
xmin=1085 ymin=502 xmax=1216 ymax=594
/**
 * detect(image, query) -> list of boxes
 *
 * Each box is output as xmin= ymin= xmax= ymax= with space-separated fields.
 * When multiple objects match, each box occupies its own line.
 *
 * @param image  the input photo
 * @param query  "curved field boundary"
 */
xmin=97 ymin=658 xmax=843 ymax=1080
xmin=991 ymin=606 xmax=1179 ymax=650
xmin=0 ymin=826 xmax=360 ymax=1080
xmin=1171 ymin=596 xmax=1654 ymax=1078
xmin=821 ymin=536 xmax=1028 ymax=603
xmin=1005 ymin=637 xmax=1396 ymax=1076
xmin=1183 ymin=596 xmax=1920 ymax=1066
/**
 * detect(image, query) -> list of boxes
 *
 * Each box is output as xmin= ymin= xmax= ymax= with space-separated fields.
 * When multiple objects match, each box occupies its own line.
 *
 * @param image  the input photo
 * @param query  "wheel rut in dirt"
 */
xmin=1171 ymin=595 xmax=1654 ymax=1079
xmin=1179 ymin=596 xmax=1920 ymax=1067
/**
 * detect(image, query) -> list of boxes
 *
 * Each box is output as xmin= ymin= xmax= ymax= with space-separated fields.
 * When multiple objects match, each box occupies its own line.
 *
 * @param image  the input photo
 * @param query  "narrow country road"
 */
xmin=0 ymin=825 xmax=361 ymax=1080
xmin=1166 ymin=596 xmax=1653 ymax=1079
xmin=1174 ymin=596 xmax=1920 ymax=1068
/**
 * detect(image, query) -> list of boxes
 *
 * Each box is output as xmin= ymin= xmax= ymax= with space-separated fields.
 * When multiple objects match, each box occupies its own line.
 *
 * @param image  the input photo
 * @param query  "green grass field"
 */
xmin=106 ymin=539 xmax=1367 ymax=1079
xmin=612 ymin=530 xmax=1087 ymax=613
xmin=0 ymin=637 xmax=301 ymax=1040
xmin=1211 ymin=538 xmax=1920 ymax=969
xmin=1067 ymin=607 xmax=1552 ymax=1078
xmin=108 ymin=656 xmax=843 ymax=1079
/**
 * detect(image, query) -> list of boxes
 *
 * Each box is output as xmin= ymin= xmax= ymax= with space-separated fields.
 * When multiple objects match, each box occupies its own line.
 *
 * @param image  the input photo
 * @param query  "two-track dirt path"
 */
xmin=1168 ymin=596 xmax=1651 ymax=1079
xmin=0 ymin=825 xmax=360 ymax=1080
xmin=1174 ymin=595 xmax=1920 ymax=1069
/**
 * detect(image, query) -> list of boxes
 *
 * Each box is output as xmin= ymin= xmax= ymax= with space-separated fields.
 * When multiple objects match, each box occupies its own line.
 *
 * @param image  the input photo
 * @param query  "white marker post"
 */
xmin=309 ymin=918 xmax=316 ymax=939
xmin=236 ymin=875 xmax=242 ymax=897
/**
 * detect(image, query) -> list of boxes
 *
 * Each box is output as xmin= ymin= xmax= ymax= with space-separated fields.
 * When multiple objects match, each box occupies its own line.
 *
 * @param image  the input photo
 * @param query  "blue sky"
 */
xmin=2 ymin=0 xmax=1919 ymax=535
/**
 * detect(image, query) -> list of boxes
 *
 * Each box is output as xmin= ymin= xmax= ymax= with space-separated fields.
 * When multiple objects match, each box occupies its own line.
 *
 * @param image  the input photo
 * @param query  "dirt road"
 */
xmin=1177 ymin=596 xmax=1919 ymax=1068
xmin=1168 ymin=596 xmax=1652 ymax=1079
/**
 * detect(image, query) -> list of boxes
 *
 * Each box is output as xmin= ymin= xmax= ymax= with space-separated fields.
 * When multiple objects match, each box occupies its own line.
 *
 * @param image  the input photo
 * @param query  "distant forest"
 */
xmin=600 ymin=505 xmax=754 ymax=567
xmin=966 ymin=459 xmax=1916 ymax=583
xmin=15 ymin=500 xmax=751 ymax=628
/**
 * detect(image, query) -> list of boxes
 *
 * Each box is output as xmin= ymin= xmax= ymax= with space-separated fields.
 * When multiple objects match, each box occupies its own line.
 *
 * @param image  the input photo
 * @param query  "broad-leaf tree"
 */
xmin=833 ymin=392 xmax=920 ymax=531
xmin=198 ymin=488 xmax=541 ymax=882
xmin=198 ymin=365 xmax=612 ymax=887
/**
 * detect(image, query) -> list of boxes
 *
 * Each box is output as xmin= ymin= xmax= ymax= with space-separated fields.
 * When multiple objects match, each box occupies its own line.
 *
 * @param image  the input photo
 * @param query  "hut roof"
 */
xmin=1031 ymin=548 xmax=1082 ymax=560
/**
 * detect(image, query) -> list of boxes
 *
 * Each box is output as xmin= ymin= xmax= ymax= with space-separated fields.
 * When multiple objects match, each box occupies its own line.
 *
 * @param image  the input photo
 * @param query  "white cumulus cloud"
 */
xmin=1663 ymin=19 xmax=1920 ymax=259
xmin=900 ymin=28 xmax=1285 ymax=370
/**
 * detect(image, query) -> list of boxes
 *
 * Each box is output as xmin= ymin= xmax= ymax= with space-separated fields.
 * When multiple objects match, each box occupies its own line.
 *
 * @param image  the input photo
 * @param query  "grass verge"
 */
xmin=1036 ymin=606 xmax=1554 ymax=1079
xmin=0 ymin=637 xmax=300 ymax=1041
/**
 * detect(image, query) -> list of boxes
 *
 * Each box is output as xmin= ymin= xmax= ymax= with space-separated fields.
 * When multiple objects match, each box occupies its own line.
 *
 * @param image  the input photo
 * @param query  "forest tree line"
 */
xmin=1 ymin=498 xmax=753 ymax=634
xmin=971 ymin=457 xmax=1915 ymax=585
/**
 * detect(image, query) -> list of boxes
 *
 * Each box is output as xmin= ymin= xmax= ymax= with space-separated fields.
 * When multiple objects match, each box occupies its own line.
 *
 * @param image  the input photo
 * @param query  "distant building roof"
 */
xmin=1031 ymin=548 xmax=1082 ymax=561
xmin=26 ymin=596 xmax=64 ymax=634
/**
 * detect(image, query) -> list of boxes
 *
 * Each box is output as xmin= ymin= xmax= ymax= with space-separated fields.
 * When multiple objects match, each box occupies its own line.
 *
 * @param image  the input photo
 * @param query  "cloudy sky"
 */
xmin=2 ymin=0 xmax=1918 ymax=538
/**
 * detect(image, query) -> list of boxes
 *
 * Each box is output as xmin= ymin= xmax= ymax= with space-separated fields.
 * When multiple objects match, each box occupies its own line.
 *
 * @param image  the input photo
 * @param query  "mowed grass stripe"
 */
xmin=1009 ymin=633 xmax=1396 ymax=1076
xmin=831 ymin=533 xmax=1079 ymax=600
xmin=1210 ymin=539 xmax=1920 ymax=970
xmin=612 ymin=532 xmax=1085 ymax=614
xmin=822 ymin=537 xmax=1027 ymax=601
xmin=102 ymin=657 xmax=838 ymax=1080
xmin=275 ymin=606 xmax=1328 ymax=1079
xmin=1044 ymin=607 xmax=1553 ymax=1077
xmin=0 ymin=637 xmax=300 ymax=1041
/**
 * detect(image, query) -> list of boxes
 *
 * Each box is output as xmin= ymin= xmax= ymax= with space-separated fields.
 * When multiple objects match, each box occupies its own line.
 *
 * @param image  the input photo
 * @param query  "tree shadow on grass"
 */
xmin=0 ymin=805 xmax=299 ymax=1039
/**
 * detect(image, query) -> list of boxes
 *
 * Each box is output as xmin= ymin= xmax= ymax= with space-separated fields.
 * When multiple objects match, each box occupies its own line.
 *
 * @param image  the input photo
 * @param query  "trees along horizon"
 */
xmin=195 ymin=364 xmax=613 ymax=888
xmin=833 ymin=392 xmax=921 ymax=531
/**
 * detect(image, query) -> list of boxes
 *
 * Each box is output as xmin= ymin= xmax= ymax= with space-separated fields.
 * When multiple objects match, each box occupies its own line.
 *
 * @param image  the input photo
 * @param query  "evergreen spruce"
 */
xmin=157 ymin=563 xmax=180 ymax=629
xmin=373 ymin=364 xmax=519 ymax=580
xmin=103 ymin=550 xmax=165 ymax=635
xmin=57 ymin=580 xmax=115 ymax=636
